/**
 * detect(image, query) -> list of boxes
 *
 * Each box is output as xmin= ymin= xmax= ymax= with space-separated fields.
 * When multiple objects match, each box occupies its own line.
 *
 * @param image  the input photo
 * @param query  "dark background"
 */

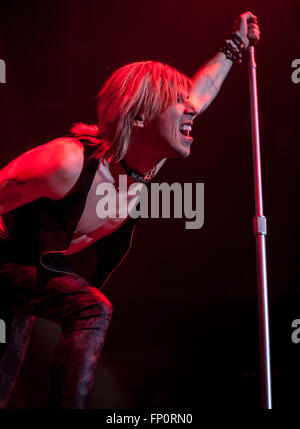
xmin=0 ymin=0 xmax=299 ymax=409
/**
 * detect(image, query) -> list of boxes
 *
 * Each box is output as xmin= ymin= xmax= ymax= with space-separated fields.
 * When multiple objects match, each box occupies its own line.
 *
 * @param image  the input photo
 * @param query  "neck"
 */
xmin=123 ymin=153 xmax=158 ymax=176
xmin=105 ymin=136 xmax=167 ymax=185
xmin=123 ymin=135 xmax=165 ymax=176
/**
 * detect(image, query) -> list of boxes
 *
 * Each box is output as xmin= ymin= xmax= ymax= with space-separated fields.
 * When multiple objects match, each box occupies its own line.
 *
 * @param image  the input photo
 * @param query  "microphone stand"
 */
xmin=247 ymin=42 xmax=272 ymax=409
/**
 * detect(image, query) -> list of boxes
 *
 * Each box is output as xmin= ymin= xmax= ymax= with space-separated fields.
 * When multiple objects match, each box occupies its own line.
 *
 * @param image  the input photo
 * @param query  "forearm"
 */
xmin=189 ymin=51 xmax=233 ymax=114
xmin=189 ymin=11 xmax=260 ymax=115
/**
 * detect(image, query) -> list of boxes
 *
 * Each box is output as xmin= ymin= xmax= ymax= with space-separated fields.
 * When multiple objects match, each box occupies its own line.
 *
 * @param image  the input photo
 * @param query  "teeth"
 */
xmin=180 ymin=124 xmax=192 ymax=131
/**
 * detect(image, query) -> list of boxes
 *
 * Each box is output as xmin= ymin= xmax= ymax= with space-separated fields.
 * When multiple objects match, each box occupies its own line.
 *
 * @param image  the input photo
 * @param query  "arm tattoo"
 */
xmin=0 ymin=176 xmax=26 ymax=191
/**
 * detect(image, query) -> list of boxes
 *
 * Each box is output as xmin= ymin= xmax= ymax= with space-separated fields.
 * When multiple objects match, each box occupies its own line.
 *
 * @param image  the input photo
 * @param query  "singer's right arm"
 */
xmin=189 ymin=11 xmax=260 ymax=116
xmin=189 ymin=52 xmax=233 ymax=116
xmin=0 ymin=138 xmax=84 ymax=215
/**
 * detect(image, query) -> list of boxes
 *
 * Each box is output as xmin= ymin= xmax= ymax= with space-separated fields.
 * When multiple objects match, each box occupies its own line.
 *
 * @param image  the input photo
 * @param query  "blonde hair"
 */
xmin=70 ymin=61 xmax=191 ymax=163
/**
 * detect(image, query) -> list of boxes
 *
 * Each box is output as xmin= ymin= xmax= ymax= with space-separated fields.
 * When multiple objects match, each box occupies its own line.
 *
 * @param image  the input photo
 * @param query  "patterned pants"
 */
xmin=0 ymin=239 xmax=113 ymax=409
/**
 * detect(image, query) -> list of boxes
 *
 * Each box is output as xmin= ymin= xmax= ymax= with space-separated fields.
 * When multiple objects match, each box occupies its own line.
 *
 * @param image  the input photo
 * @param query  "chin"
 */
xmin=178 ymin=145 xmax=191 ymax=158
xmin=163 ymin=138 xmax=192 ymax=159
xmin=182 ymin=147 xmax=191 ymax=158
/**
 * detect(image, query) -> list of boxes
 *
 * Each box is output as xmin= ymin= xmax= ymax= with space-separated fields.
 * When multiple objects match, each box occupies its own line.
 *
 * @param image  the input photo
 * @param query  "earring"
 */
xmin=132 ymin=119 xmax=144 ymax=128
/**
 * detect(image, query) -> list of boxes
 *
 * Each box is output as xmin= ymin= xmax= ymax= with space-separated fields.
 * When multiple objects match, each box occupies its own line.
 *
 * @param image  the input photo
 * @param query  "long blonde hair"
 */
xmin=70 ymin=61 xmax=191 ymax=163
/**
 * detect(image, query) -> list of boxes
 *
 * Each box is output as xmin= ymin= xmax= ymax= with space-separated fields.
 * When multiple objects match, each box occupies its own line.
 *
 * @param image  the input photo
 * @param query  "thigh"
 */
xmin=14 ymin=271 xmax=109 ymax=327
xmin=0 ymin=239 xmax=108 ymax=327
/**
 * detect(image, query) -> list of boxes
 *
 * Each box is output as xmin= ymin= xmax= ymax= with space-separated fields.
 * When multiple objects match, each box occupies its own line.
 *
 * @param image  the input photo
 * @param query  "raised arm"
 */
xmin=0 ymin=138 xmax=84 ymax=215
xmin=189 ymin=11 xmax=261 ymax=115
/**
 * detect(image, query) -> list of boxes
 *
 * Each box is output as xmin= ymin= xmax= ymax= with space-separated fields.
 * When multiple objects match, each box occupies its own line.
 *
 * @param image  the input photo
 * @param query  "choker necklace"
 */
xmin=119 ymin=159 xmax=156 ymax=184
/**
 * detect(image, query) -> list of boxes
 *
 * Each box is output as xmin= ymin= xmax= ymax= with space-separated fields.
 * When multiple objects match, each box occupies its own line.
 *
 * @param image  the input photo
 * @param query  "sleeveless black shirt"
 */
xmin=2 ymin=138 xmax=138 ymax=288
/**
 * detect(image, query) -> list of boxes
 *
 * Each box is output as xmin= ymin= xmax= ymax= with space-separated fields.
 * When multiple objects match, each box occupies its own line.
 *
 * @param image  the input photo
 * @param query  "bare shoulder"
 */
xmin=5 ymin=136 xmax=86 ymax=200
xmin=41 ymin=137 xmax=85 ymax=200
xmin=10 ymin=137 xmax=85 ymax=173
xmin=42 ymin=137 xmax=84 ymax=168
xmin=0 ymin=137 xmax=86 ymax=214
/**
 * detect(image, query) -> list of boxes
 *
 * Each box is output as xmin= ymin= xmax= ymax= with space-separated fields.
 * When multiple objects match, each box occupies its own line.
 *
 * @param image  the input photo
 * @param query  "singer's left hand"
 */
xmin=233 ymin=11 xmax=261 ymax=48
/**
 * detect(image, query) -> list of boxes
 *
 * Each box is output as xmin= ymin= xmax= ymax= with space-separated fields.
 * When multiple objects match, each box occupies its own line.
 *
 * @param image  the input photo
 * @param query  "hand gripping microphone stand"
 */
xmin=247 ymin=40 xmax=272 ymax=409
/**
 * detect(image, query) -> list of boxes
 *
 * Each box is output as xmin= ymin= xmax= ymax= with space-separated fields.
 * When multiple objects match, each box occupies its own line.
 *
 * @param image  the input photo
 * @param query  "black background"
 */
xmin=0 ymin=0 xmax=299 ymax=409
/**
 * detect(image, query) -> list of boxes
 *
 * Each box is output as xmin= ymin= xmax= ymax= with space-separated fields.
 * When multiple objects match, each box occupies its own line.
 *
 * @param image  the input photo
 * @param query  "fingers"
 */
xmin=248 ymin=23 xmax=260 ymax=33
xmin=232 ymin=11 xmax=261 ymax=46
xmin=236 ymin=11 xmax=261 ymax=41
xmin=248 ymin=22 xmax=261 ymax=42
xmin=241 ymin=11 xmax=258 ymax=23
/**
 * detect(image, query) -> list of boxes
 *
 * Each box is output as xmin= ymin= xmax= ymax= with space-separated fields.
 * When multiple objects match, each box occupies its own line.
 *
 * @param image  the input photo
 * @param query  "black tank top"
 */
xmin=2 ymin=138 xmax=138 ymax=288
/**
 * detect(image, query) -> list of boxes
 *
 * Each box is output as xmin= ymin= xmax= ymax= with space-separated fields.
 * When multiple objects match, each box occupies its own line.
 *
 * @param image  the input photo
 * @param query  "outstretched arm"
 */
xmin=189 ymin=11 xmax=261 ymax=115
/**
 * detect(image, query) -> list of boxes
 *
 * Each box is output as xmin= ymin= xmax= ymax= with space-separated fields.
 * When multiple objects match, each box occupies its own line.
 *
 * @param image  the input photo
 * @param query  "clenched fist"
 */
xmin=233 ymin=11 xmax=261 ymax=48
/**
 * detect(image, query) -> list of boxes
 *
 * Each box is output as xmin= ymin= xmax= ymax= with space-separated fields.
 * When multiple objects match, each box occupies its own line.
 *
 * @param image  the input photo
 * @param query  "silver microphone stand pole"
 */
xmin=247 ymin=41 xmax=272 ymax=409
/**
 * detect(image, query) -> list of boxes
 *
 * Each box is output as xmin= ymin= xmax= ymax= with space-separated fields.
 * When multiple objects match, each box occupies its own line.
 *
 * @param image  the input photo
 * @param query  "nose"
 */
xmin=184 ymin=99 xmax=198 ymax=118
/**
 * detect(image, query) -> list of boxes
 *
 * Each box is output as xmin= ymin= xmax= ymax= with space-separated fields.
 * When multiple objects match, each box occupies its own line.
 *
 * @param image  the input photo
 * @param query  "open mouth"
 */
xmin=179 ymin=124 xmax=193 ymax=138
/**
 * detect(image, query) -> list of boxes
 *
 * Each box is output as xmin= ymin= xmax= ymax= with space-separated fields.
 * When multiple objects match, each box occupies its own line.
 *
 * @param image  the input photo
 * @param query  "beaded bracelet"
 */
xmin=218 ymin=40 xmax=243 ymax=65
xmin=227 ymin=32 xmax=246 ymax=52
